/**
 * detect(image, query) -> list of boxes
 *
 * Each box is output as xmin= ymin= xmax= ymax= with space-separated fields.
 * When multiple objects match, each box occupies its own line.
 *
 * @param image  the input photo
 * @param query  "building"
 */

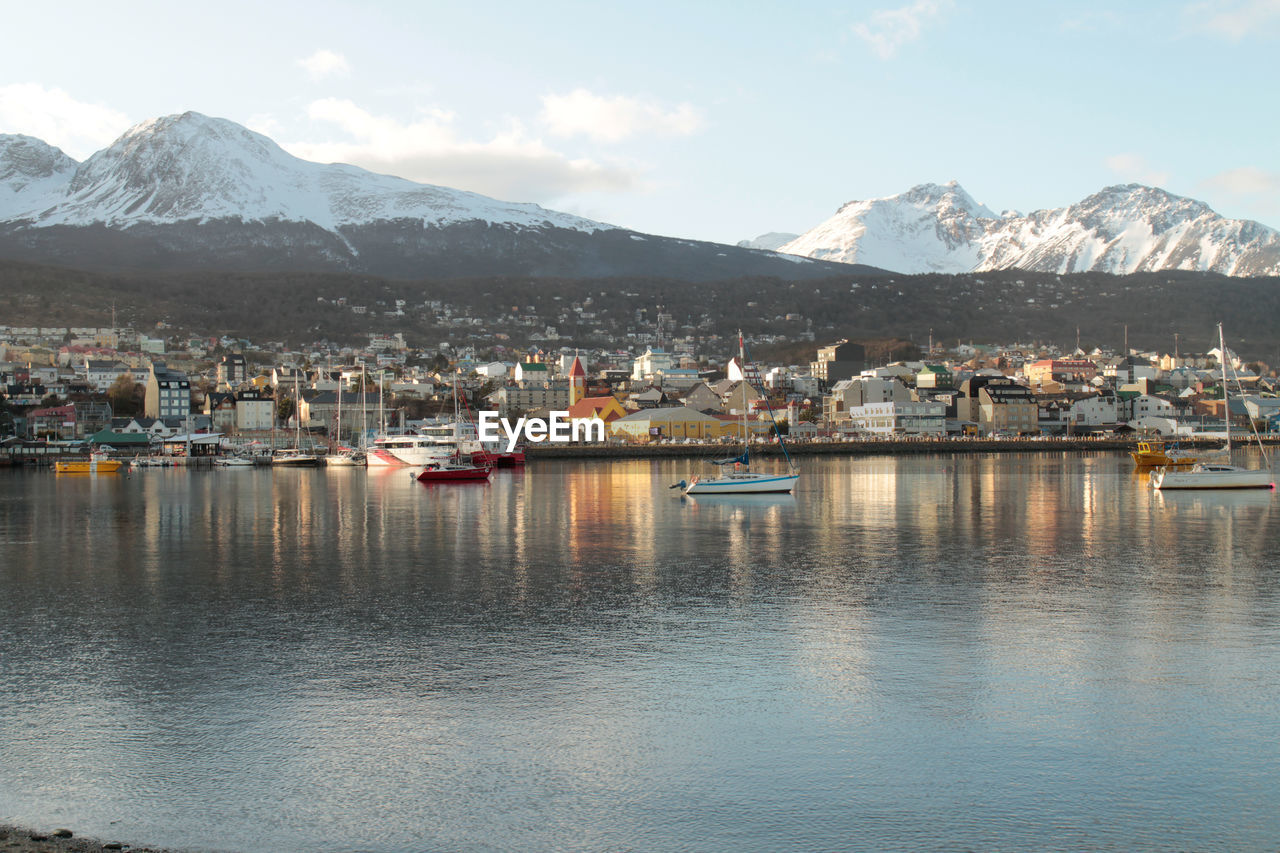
xmin=915 ymin=364 xmax=954 ymax=389
xmin=846 ymin=401 xmax=945 ymax=435
xmin=514 ymin=362 xmax=550 ymax=385
xmin=810 ymin=340 xmax=866 ymax=387
xmin=304 ymin=390 xmax=369 ymax=436
xmin=823 ymin=376 xmax=911 ymax=425
xmin=631 ymin=347 xmax=676 ymax=382
xmin=1024 ymin=359 xmax=1097 ymax=387
xmin=568 ymin=356 xmax=586 ymax=406
xmin=85 ymin=359 xmax=145 ymax=391
xmin=216 ymin=354 xmax=249 ymax=389
xmin=145 ymin=363 xmax=191 ymax=420
xmin=977 ymin=383 xmax=1039 ymax=435
xmin=204 ymin=392 xmax=238 ymax=434
xmin=1124 ymin=394 xmax=1177 ymax=423
xmin=1067 ymin=393 xmax=1119 ymax=428
xmin=27 ymin=404 xmax=77 ymax=439
xmin=491 ymin=382 xmax=571 ymax=416
xmin=611 ymin=406 xmax=723 ymax=442
xmin=236 ymin=389 xmax=276 ymax=432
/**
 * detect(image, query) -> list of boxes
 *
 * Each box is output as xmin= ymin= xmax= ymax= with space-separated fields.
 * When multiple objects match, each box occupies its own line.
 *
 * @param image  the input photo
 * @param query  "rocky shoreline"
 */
xmin=0 ymin=825 xmax=175 ymax=853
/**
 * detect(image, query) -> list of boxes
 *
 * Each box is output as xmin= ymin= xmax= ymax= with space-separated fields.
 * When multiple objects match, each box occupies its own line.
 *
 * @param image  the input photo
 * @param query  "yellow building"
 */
xmin=611 ymin=406 xmax=723 ymax=442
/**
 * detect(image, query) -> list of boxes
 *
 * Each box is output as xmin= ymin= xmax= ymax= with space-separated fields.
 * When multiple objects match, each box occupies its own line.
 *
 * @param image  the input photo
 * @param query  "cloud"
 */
xmin=1200 ymin=166 xmax=1280 ymax=195
xmin=1183 ymin=0 xmax=1280 ymax=38
xmin=852 ymin=0 xmax=952 ymax=59
xmin=284 ymin=98 xmax=637 ymax=202
xmin=0 ymin=83 xmax=129 ymax=159
xmin=539 ymin=89 xmax=703 ymax=143
xmin=1198 ymin=167 xmax=1280 ymax=222
xmin=297 ymin=50 xmax=351 ymax=81
xmin=1105 ymin=153 xmax=1171 ymax=187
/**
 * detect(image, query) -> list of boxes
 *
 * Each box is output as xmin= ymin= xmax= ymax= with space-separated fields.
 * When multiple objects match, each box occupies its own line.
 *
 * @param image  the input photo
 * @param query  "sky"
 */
xmin=1 ymin=0 xmax=1278 ymax=244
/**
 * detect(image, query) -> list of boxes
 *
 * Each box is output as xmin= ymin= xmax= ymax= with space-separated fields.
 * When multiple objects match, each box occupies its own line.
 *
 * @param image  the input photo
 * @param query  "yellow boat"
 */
xmin=1130 ymin=438 xmax=1197 ymax=468
xmin=54 ymin=453 xmax=124 ymax=474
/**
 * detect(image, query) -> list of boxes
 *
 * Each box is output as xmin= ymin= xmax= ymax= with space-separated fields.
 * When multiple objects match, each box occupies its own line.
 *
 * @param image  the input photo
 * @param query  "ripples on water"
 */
xmin=2 ymin=453 xmax=1278 ymax=852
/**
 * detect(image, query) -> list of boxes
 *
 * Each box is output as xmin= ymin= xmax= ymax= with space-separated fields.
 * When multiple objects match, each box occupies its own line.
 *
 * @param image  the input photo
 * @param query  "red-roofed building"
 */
xmin=567 ymin=395 xmax=627 ymax=424
xmin=29 ymin=404 xmax=77 ymax=440
xmin=568 ymin=356 xmax=586 ymax=406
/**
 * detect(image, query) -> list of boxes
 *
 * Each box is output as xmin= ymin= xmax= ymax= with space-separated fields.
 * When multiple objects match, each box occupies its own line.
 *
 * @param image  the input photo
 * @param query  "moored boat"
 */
xmin=1151 ymin=324 xmax=1274 ymax=492
xmin=415 ymin=458 xmax=492 ymax=482
xmin=1151 ymin=463 xmax=1273 ymax=490
xmin=679 ymin=332 xmax=799 ymax=496
xmin=1131 ymin=438 xmax=1197 ymax=468
xmin=55 ymin=452 xmax=123 ymax=474
xmin=271 ymin=448 xmax=322 ymax=467
xmin=324 ymin=448 xmax=367 ymax=466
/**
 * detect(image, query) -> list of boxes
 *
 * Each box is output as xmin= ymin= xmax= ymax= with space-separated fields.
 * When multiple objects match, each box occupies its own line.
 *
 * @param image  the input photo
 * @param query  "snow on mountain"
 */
xmin=0 ymin=112 xmax=613 ymax=235
xmin=778 ymin=181 xmax=998 ymax=274
xmin=779 ymin=182 xmax=1280 ymax=277
xmin=0 ymin=134 xmax=78 ymax=218
xmin=736 ymin=231 xmax=800 ymax=251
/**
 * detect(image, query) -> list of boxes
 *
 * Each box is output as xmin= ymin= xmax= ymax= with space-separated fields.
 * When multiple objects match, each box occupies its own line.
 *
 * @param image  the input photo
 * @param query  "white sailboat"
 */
xmin=273 ymin=370 xmax=321 ymax=467
xmin=679 ymin=332 xmax=799 ymax=495
xmin=325 ymin=376 xmax=366 ymax=466
xmin=1152 ymin=324 xmax=1274 ymax=491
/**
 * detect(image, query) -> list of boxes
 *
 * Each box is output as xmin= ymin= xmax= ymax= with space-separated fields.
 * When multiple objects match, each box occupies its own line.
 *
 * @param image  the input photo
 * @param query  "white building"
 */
xmin=631 ymin=347 xmax=675 ymax=382
xmin=1067 ymin=395 xmax=1119 ymax=427
xmin=1125 ymin=394 xmax=1176 ymax=422
xmin=846 ymin=401 xmax=946 ymax=435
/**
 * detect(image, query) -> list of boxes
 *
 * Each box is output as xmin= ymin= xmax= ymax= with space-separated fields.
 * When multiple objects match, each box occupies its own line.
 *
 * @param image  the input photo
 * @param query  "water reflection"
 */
xmin=2 ymin=454 xmax=1279 ymax=852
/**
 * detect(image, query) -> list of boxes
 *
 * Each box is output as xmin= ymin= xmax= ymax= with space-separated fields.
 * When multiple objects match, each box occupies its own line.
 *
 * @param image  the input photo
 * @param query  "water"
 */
xmin=2 ymin=453 xmax=1278 ymax=852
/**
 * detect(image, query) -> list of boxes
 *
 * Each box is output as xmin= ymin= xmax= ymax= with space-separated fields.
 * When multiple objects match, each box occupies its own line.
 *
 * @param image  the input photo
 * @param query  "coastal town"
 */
xmin=3 ymin=305 xmax=1277 ymax=462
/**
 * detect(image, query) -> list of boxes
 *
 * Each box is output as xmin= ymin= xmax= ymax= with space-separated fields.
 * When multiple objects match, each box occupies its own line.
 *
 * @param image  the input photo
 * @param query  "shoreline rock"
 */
xmin=0 ymin=825 xmax=175 ymax=853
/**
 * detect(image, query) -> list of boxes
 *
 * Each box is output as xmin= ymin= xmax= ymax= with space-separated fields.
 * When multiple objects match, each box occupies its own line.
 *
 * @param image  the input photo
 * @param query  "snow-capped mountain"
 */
xmin=736 ymin=232 xmax=799 ymax=251
xmin=777 ymin=181 xmax=1280 ymax=276
xmin=1 ymin=112 xmax=608 ymax=233
xmin=0 ymin=112 xmax=871 ymax=280
xmin=0 ymin=134 xmax=78 ymax=215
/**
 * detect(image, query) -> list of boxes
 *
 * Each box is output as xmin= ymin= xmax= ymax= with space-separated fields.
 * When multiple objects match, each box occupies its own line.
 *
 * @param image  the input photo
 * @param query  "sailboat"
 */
xmin=678 ymin=332 xmax=799 ymax=495
xmin=1152 ymin=324 xmax=1274 ymax=490
xmin=325 ymin=376 xmax=366 ymax=466
xmin=415 ymin=373 xmax=491 ymax=483
xmin=272 ymin=370 xmax=321 ymax=466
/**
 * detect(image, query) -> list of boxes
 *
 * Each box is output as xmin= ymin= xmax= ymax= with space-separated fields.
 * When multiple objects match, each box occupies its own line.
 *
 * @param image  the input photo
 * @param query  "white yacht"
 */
xmin=1152 ymin=324 xmax=1274 ymax=491
xmin=679 ymin=332 xmax=799 ymax=496
xmin=365 ymin=421 xmax=485 ymax=467
xmin=1152 ymin=463 xmax=1273 ymax=490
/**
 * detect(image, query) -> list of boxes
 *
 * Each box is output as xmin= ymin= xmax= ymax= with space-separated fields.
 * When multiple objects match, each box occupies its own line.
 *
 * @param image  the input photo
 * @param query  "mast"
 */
xmin=1219 ymin=323 xmax=1231 ymax=454
xmin=334 ymin=370 xmax=342 ymax=452
xmin=378 ymin=369 xmax=385 ymax=436
xmin=739 ymin=330 xmax=748 ymax=464
xmin=452 ymin=371 xmax=462 ymax=459
xmin=294 ymin=370 xmax=302 ymax=450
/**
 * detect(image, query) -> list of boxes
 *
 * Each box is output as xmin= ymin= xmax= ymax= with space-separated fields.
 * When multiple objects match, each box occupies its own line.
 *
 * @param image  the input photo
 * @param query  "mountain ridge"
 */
xmin=0 ymin=112 xmax=882 ymax=281
xmin=775 ymin=181 xmax=1280 ymax=276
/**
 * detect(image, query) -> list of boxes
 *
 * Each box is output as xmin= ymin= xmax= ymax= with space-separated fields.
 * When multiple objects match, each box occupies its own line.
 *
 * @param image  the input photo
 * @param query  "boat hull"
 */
xmin=415 ymin=465 xmax=492 ymax=482
xmin=1152 ymin=467 xmax=1274 ymax=490
xmin=55 ymin=459 xmax=123 ymax=474
xmin=324 ymin=452 xmax=366 ymax=467
xmin=684 ymin=473 xmax=799 ymax=494
xmin=271 ymin=454 xmax=322 ymax=467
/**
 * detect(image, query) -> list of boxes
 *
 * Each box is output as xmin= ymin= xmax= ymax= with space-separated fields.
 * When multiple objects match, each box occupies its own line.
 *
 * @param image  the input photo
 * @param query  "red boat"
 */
xmin=497 ymin=444 xmax=526 ymax=466
xmin=415 ymin=458 xmax=492 ymax=482
xmin=470 ymin=449 xmax=500 ymax=466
